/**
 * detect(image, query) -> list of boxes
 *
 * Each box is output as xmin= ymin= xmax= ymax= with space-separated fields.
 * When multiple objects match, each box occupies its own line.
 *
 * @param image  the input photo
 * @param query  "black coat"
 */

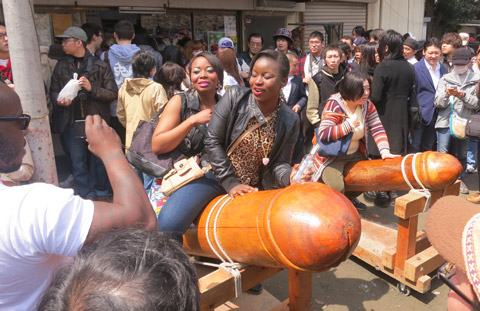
xmin=368 ymin=57 xmax=417 ymax=156
xmin=284 ymin=75 xmax=307 ymax=111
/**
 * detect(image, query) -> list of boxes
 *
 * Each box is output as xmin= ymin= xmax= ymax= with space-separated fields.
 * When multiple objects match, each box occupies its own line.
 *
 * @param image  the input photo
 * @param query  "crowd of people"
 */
xmin=3 ymin=17 xmax=480 ymax=310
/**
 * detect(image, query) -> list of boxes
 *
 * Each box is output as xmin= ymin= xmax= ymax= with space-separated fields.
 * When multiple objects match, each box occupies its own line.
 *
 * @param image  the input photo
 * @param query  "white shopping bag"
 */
xmin=57 ymin=73 xmax=81 ymax=102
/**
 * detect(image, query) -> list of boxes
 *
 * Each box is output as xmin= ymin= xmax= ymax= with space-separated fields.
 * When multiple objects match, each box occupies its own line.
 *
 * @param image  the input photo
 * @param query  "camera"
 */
xmin=77 ymin=87 xmax=88 ymax=101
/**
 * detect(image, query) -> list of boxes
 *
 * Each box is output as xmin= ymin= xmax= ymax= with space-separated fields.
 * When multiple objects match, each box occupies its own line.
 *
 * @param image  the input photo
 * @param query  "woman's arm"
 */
xmin=272 ymin=115 xmax=300 ymax=188
xmin=151 ymin=94 xmax=211 ymax=154
xmin=434 ymin=77 xmax=450 ymax=109
xmin=459 ymin=83 xmax=480 ymax=110
xmin=318 ymin=98 xmax=354 ymax=142
xmin=366 ymin=101 xmax=392 ymax=157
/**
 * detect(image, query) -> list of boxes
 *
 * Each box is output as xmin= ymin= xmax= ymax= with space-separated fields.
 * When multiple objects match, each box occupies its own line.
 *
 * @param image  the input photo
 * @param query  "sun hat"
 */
xmin=426 ymin=195 xmax=480 ymax=300
xmin=218 ymin=37 xmax=234 ymax=49
xmin=55 ymin=26 xmax=88 ymax=43
xmin=404 ymin=37 xmax=419 ymax=50
xmin=452 ymin=47 xmax=473 ymax=65
xmin=272 ymin=28 xmax=293 ymax=44
xmin=459 ymin=32 xmax=470 ymax=47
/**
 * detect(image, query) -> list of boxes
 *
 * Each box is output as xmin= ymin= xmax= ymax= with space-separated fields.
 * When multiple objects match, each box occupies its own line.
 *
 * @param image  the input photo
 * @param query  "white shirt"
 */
xmin=346 ymin=106 xmax=364 ymax=155
xmin=282 ymin=76 xmax=295 ymax=102
xmin=0 ymin=182 xmax=94 ymax=310
xmin=407 ymin=56 xmax=418 ymax=65
xmin=219 ymin=71 xmax=239 ymax=96
xmin=424 ymin=58 xmax=441 ymax=89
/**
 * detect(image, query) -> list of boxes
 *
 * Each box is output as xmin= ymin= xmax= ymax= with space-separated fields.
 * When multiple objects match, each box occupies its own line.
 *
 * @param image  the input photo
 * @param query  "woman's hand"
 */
xmin=290 ymin=163 xmax=313 ymax=184
xmin=189 ymin=108 xmax=212 ymax=125
xmin=446 ymin=88 xmax=465 ymax=99
xmin=229 ymin=184 xmax=258 ymax=199
xmin=381 ymin=151 xmax=401 ymax=159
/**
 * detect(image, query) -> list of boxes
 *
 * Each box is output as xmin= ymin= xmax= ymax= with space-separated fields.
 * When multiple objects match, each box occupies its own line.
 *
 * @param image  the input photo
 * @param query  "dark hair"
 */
xmin=184 ymin=40 xmax=204 ymax=62
xmin=248 ymin=33 xmax=263 ymax=44
xmin=309 ymin=31 xmax=324 ymax=43
xmin=155 ymin=62 xmax=186 ymax=99
xmin=114 ymin=20 xmax=135 ymax=41
xmin=132 ymin=25 xmax=150 ymax=46
xmin=378 ymin=29 xmax=404 ymax=60
xmin=369 ymin=28 xmax=385 ymax=42
xmin=250 ymin=49 xmax=289 ymax=79
xmin=217 ymin=48 xmax=244 ymax=86
xmin=423 ymin=37 xmax=441 ymax=51
xmin=341 ymin=35 xmax=354 ymax=46
xmin=187 ymin=52 xmax=224 ymax=84
xmin=37 ymin=228 xmax=200 ymax=311
xmin=360 ymin=42 xmax=377 ymax=67
xmin=132 ymin=50 xmax=156 ymax=78
xmin=322 ymin=43 xmax=342 ymax=59
xmin=352 ymin=26 xmax=366 ymax=38
xmin=177 ymin=37 xmax=192 ymax=48
xmin=338 ymin=41 xmax=351 ymax=62
xmin=0 ymin=22 xmax=5 ymax=27
xmin=81 ymin=23 xmax=102 ymax=44
xmin=442 ymin=32 xmax=463 ymax=49
xmin=162 ymin=45 xmax=183 ymax=67
xmin=339 ymin=71 xmax=371 ymax=102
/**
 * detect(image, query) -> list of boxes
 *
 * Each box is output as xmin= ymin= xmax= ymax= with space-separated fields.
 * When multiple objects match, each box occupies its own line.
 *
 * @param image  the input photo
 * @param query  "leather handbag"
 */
xmin=126 ymin=110 xmax=184 ymax=178
xmin=160 ymin=157 xmax=210 ymax=196
xmin=466 ymin=114 xmax=480 ymax=140
xmin=407 ymin=79 xmax=422 ymax=132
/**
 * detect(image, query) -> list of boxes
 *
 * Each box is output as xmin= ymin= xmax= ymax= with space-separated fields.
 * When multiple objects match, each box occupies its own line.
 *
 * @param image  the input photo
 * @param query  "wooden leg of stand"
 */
xmin=288 ymin=269 xmax=312 ymax=311
xmin=395 ymin=215 xmax=418 ymax=275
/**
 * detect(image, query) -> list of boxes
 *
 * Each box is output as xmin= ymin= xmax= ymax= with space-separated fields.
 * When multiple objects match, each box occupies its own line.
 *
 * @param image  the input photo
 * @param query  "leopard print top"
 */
xmin=229 ymin=109 xmax=278 ymax=186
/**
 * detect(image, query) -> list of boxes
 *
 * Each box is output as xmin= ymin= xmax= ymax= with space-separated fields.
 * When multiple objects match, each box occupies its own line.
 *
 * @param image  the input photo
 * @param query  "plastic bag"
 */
xmin=57 ymin=73 xmax=81 ymax=102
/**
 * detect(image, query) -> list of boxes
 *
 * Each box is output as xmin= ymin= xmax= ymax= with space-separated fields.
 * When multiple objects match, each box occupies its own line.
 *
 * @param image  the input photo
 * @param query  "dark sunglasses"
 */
xmin=0 ymin=113 xmax=31 ymax=130
xmin=438 ymin=262 xmax=480 ymax=310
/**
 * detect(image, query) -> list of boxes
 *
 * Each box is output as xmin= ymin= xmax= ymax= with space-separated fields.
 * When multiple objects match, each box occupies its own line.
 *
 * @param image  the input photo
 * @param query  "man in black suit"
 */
xmin=284 ymin=52 xmax=307 ymax=164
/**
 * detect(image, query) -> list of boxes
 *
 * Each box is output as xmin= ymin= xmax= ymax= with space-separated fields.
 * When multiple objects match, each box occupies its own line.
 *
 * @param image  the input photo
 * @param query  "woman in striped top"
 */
xmin=313 ymin=71 xmax=399 ymax=211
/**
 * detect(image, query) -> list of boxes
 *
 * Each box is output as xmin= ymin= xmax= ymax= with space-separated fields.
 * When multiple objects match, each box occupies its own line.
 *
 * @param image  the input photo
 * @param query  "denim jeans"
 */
xmin=157 ymin=171 xmax=226 ymax=242
xmin=132 ymin=166 xmax=155 ymax=196
xmin=467 ymin=140 xmax=478 ymax=166
xmin=437 ymin=128 xmax=469 ymax=179
xmin=410 ymin=120 xmax=437 ymax=153
xmin=63 ymin=123 xmax=110 ymax=198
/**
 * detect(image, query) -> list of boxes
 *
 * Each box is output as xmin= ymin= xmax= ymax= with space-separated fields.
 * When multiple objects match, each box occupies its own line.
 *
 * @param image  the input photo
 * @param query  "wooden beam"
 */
xmin=199 ymin=266 xmax=282 ymax=311
xmin=381 ymin=231 xmax=431 ymax=270
xmin=404 ymin=246 xmax=445 ymax=282
xmin=270 ymin=300 xmax=290 ymax=311
xmin=288 ymin=269 xmax=312 ymax=311
xmin=394 ymin=215 xmax=419 ymax=274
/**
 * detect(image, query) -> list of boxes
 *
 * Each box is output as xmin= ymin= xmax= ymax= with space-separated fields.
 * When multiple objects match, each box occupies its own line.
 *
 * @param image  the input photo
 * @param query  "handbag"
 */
xmin=407 ymin=71 xmax=422 ymax=132
xmin=160 ymin=115 xmax=273 ymax=196
xmin=449 ymin=95 xmax=468 ymax=140
xmin=316 ymin=128 xmax=353 ymax=157
xmin=466 ymin=114 xmax=480 ymax=140
xmin=126 ymin=110 xmax=184 ymax=178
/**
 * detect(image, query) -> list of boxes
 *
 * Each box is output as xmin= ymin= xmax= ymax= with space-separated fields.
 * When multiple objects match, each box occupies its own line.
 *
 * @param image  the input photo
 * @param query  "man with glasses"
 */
xmin=298 ymin=31 xmax=325 ymax=84
xmin=81 ymin=22 xmax=104 ymax=58
xmin=238 ymin=33 xmax=263 ymax=66
xmin=0 ymin=83 xmax=156 ymax=310
xmin=50 ymin=26 xmax=117 ymax=201
xmin=0 ymin=22 xmax=13 ymax=88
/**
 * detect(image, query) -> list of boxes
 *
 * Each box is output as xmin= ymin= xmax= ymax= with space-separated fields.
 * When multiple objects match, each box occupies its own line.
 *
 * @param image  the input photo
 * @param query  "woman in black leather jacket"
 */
xmin=206 ymin=49 xmax=301 ymax=198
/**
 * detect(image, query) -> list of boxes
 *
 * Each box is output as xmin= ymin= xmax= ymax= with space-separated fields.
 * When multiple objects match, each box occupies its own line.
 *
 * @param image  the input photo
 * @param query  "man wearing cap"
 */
xmin=434 ymin=47 xmax=480 ymax=195
xmin=0 ymin=83 xmax=156 ymax=310
xmin=426 ymin=196 xmax=480 ymax=310
xmin=50 ymin=26 xmax=117 ymax=201
xmin=273 ymin=27 xmax=293 ymax=55
xmin=404 ymin=37 xmax=420 ymax=65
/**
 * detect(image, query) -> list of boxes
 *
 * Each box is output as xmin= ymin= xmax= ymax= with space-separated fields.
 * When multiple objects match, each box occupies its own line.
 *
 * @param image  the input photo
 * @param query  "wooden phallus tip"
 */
xmin=344 ymin=151 xmax=462 ymax=192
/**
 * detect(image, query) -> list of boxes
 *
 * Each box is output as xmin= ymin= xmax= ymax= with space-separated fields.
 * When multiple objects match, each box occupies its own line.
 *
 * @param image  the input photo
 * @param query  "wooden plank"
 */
xmin=200 ymin=266 xmax=282 ymax=311
xmin=288 ymin=269 xmax=312 ymax=311
xmin=404 ymin=246 xmax=445 ymax=282
xmin=394 ymin=193 xmax=427 ymax=219
xmin=381 ymin=231 xmax=431 ymax=270
xmin=394 ymin=215 xmax=419 ymax=273
xmin=270 ymin=299 xmax=290 ymax=311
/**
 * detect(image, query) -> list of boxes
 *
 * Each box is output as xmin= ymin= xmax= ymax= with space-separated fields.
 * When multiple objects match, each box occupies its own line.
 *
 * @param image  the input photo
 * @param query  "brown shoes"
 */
xmin=467 ymin=193 xmax=480 ymax=203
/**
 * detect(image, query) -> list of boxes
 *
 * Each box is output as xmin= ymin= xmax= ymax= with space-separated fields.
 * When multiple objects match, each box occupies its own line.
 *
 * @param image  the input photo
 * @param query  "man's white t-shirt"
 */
xmin=0 ymin=182 xmax=94 ymax=311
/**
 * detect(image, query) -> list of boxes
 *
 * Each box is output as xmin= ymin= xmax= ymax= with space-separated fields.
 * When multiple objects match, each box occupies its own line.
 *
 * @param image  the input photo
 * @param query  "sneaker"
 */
xmin=460 ymin=180 xmax=470 ymax=194
xmin=363 ymin=191 xmax=376 ymax=203
xmin=375 ymin=191 xmax=390 ymax=208
xmin=467 ymin=164 xmax=475 ymax=174
xmin=247 ymin=284 xmax=263 ymax=295
xmin=59 ymin=174 xmax=75 ymax=188
xmin=349 ymin=197 xmax=367 ymax=211
xmin=389 ymin=190 xmax=399 ymax=206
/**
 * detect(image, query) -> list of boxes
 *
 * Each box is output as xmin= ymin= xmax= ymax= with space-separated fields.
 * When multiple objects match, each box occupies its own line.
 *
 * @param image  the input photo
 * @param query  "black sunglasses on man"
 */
xmin=0 ymin=113 xmax=31 ymax=130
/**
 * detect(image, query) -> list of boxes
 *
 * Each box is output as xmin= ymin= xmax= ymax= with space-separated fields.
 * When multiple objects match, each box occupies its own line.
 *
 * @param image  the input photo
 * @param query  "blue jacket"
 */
xmin=414 ymin=58 xmax=447 ymax=125
xmin=284 ymin=75 xmax=307 ymax=111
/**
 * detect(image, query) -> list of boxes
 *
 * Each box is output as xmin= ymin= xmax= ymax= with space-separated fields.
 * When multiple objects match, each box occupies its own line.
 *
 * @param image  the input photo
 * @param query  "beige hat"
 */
xmin=459 ymin=32 xmax=470 ymax=47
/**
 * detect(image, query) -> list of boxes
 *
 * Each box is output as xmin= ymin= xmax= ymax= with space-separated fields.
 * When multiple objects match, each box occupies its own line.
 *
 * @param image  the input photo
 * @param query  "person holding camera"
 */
xmin=50 ymin=27 xmax=118 ymax=200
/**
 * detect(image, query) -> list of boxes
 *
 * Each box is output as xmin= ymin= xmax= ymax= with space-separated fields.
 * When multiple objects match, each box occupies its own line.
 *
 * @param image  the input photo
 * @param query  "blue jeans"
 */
xmin=410 ymin=120 xmax=437 ymax=153
xmin=157 ymin=171 xmax=226 ymax=242
xmin=437 ymin=128 xmax=469 ymax=179
xmin=467 ymin=140 xmax=478 ymax=166
xmin=132 ymin=166 xmax=155 ymax=196
xmin=63 ymin=123 xmax=110 ymax=197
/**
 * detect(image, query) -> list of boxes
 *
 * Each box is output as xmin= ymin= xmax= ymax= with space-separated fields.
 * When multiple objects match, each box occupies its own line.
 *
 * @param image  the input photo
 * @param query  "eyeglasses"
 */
xmin=438 ymin=263 xmax=480 ymax=310
xmin=250 ymin=42 xmax=262 ymax=47
xmin=0 ymin=113 xmax=31 ymax=130
xmin=0 ymin=32 xmax=7 ymax=40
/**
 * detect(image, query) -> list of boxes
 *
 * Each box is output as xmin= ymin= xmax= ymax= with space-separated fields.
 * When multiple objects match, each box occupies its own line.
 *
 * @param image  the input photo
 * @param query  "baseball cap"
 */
xmin=452 ymin=47 xmax=473 ymax=65
xmin=56 ymin=26 xmax=88 ymax=42
xmin=426 ymin=196 xmax=480 ymax=300
xmin=218 ymin=37 xmax=234 ymax=49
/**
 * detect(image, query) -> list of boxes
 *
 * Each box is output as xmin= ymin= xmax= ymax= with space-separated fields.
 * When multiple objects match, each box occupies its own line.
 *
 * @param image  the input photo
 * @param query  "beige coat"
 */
xmin=117 ymin=78 xmax=168 ymax=148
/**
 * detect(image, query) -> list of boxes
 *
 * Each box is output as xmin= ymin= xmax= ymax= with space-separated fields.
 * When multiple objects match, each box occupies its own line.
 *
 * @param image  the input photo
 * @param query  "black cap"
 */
xmin=452 ymin=48 xmax=473 ymax=65
xmin=404 ymin=37 xmax=419 ymax=50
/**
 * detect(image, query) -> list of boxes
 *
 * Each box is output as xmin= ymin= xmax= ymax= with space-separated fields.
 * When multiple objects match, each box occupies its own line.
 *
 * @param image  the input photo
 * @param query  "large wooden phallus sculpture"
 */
xmin=184 ymin=182 xmax=361 ymax=272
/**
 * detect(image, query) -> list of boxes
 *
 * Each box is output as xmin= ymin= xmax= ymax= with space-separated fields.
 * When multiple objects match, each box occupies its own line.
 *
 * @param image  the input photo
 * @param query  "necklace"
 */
xmin=256 ymin=125 xmax=270 ymax=166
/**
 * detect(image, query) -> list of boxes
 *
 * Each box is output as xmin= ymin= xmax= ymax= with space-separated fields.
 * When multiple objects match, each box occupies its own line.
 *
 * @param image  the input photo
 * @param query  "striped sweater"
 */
xmin=313 ymin=93 xmax=390 ymax=179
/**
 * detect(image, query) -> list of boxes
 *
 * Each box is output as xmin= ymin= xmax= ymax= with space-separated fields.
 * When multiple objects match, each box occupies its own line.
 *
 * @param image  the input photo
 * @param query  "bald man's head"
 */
xmin=0 ymin=84 xmax=26 ymax=173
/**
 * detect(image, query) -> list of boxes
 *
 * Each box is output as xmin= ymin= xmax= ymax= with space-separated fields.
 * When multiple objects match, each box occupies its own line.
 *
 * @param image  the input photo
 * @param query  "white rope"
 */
xmin=401 ymin=153 xmax=431 ymax=212
xmin=203 ymin=194 xmax=244 ymax=298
